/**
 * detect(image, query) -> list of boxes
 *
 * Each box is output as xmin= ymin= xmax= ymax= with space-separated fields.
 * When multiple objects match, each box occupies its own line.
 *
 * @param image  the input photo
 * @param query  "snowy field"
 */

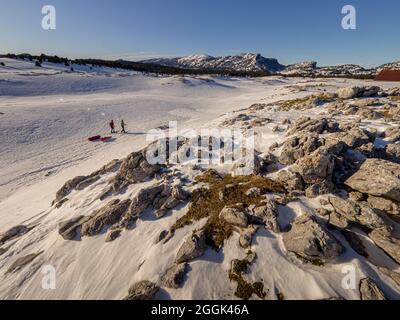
xmin=1 ymin=58 xmax=400 ymax=300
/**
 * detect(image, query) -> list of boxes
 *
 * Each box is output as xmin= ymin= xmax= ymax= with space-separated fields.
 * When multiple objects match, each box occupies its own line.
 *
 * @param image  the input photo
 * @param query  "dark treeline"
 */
xmin=3 ymin=53 xmax=270 ymax=77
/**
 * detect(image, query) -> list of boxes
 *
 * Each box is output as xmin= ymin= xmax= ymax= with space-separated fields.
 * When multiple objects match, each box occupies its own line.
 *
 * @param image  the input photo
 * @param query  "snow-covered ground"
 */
xmin=1 ymin=58 xmax=400 ymax=300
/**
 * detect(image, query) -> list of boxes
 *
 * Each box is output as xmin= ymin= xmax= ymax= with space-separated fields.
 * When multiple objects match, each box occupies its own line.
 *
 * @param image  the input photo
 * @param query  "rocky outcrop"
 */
xmin=124 ymin=281 xmax=159 ymax=300
xmin=53 ymin=159 xmax=121 ymax=205
xmin=58 ymin=215 xmax=89 ymax=240
xmin=279 ymin=133 xmax=322 ymax=165
xmin=369 ymin=227 xmax=400 ymax=264
xmin=161 ymin=263 xmax=188 ymax=289
xmin=219 ymin=205 xmax=248 ymax=228
xmin=296 ymin=150 xmax=334 ymax=184
xmin=383 ymin=127 xmax=400 ymax=142
xmin=345 ymin=159 xmax=400 ymax=202
xmin=7 ymin=252 xmax=43 ymax=274
xmin=81 ymin=199 xmax=131 ymax=237
xmin=250 ymin=198 xmax=280 ymax=233
xmin=276 ymin=170 xmax=304 ymax=191
xmin=239 ymin=225 xmax=259 ymax=249
xmin=359 ymin=278 xmax=386 ymax=300
xmin=379 ymin=267 xmax=400 ymax=287
xmin=176 ymin=230 xmax=206 ymax=263
xmin=112 ymin=150 xmax=162 ymax=192
xmin=0 ymin=225 xmax=32 ymax=245
xmin=367 ymin=195 xmax=400 ymax=216
xmin=328 ymin=196 xmax=386 ymax=230
xmin=286 ymin=117 xmax=339 ymax=136
xmin=120 ymin=183 xmax=188 ymax=228
xmin=337 ymin=86 xmax=381 ymax=100
xmin=283 ymin=214 xmax=344 ymax=265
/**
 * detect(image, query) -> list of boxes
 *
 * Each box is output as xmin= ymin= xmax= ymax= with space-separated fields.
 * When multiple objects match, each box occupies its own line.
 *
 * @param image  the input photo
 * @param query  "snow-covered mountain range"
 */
xmin=141 ymin=53 xmax=400 ymax=77
xmin=141 ymin=53 xmax=285 ymax=74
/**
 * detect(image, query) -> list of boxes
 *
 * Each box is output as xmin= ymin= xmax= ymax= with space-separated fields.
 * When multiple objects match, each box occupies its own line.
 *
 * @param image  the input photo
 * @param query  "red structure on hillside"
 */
xmin=375 ymin=69 xmax=400 ymax=81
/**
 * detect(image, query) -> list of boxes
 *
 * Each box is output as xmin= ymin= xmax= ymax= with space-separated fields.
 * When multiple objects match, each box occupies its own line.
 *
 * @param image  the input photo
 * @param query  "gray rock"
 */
xmin=286 ymin=117 xmax=335 ymax=136
xmin=124 ymin=281 xmax=160 ymax=300
xmin=317 ymin=208 xmax=331 ymax=217
xmin=112 ymin=151 xmax=161 ymax=192
xmin=176 ymin=230 xmax=206 ymax=263
xmin=296 ymin=150 xmax=334 ymax=184
xmin=279 ymin=134 xmax=322 ymax=165
xmin=219 ymin=205 xmax=248 ymax=228
xmin=379 ymin=267 xmax=400 ymax=287
xmin=7 ymin=252 xmax=43 ymax=274
xmin=276 ymin=170 xmax=304 ymax=191
xmin=156 ymin=230 xmax=169 ymax=244
xmin=75 ymin=175 xmax=101 ymax=191
xmin=345 ymin=159 xmax=400 ymax=202
xmin=319 ymin=198 xmax=329 ymax=206
xmin=245 ymin=187 xmax=262 ymax=197
xmin=283 ymin=214 xmax=344 ymax=265
xmin=383 ymin=127 xmax=400 ymax=142
xmin=239 ymin=225 xmax=259 ymax=249
xmin=367 ymin=195 xmax=400 ymax=216
xmin=348 ymin=191 xmax=365 ymax=202
xmin=58 ymin=215 xmax=89 ymax=240
xmin=305 ymin=179 xmax=335 ymax=198
xmin=105 ymin=229 xmax=122 ymax=242
xmin=120 ymin=184 xmax=165 ymax=228
xmin=369 ymin=227 xmax=400 ymax=264
xmin=328 ymin=196 xmax=386 ymax=230
xmin=81 ymin=199 xmax=131 ymax=237
xmin=0 ymin=225 xmax=31 ymax=245
xmin=0 ymin=247 xmax=7 ymax=256
xmin=161 ymin=263 xmax=188 ymax=289
xmin=250 ymin=198 xmax=280 ymax=233
xmin=54 ymin=176 xmax=87 ymax=204
xmin=359 ymin=278 xmax=386 ymax=300
xmin=339 ymin=128 xmax=373 ymax=149
xmin=337 ymin=87 xmax=360 ymax=99
xmin=385 ymin=144 xmax=400 ymax=163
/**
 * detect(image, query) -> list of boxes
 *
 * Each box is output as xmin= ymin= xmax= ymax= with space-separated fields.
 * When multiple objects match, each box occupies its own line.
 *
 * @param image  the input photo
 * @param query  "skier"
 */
xmin=121 ymin=119 xmax=127 ymax=134
xmin=109 ymin=120 xmax=116 ymax=134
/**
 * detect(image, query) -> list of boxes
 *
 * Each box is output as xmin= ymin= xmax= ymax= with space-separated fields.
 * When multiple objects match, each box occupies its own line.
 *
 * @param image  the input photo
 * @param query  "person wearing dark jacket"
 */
xmin=109 ymin=120 xmax=115 ymax=134
xmin=121 ymin=119 xmax=127 ymax=133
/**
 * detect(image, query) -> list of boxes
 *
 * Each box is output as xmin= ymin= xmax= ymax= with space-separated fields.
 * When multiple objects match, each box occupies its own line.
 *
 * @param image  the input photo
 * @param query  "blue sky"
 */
xmin=1 ymin=0 xmax=399 ymax=67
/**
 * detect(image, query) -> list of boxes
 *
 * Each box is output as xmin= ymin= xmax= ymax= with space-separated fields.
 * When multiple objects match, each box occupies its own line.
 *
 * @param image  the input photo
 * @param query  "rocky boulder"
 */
xmin=161 ymin=263 xmax=188 ymax=289
xmin=345 ymin=159 xmax=400 ymax=202
xmin=81 ymin=199 xmax=131 ymax=237
xmin=279 ymin=134 xmax=322 ymax=165
xmin=250 ymin=198 xmax=280 ymax=233
xmin=58 ymin=215 xmax=89 ymax=240
xmin=219 ymin=205 xmax=248 ymax=228
xmin=359 ymin=278 xmax=386 ymax=300
xmin=112 ymin=150 xmax=162 ymax=192
xmin=124 ymin=281 xmax=159 ymax=300
xmin=282 ymin=214 xmax=344 ymax=265
xmin=0 ymin=225 xmax=31 ymax=245
xmin=239 ymin=225 xmax=259 ymax=249
xmin=369 ymin=227 xmax=400 ymax=264
xmin=286 ymin=117 xmax=338 ymax=136
xmin=328 ymin=195 xmax=386 ymax=230
xmin=296 ymin=150 xmax=334 ymax=184
xmin=176 ymin=230 xmax=206 ymax=263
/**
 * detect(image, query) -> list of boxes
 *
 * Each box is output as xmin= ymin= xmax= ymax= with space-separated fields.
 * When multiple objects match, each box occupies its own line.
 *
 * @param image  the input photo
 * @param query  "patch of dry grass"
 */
xmin=170 ymin=170 xmax=285 ymax=248
xmin=228 ymin=256 xmax=266 ymax=300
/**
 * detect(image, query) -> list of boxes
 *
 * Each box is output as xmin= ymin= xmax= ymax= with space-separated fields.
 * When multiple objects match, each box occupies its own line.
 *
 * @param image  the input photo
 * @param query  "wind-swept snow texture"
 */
xmin=1 ymin=57 xmax=400 ymax=300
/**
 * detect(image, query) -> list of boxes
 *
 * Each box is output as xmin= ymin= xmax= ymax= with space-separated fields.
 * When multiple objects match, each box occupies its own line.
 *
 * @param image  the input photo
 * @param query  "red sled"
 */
xmin=100 ymin=136 xmax=113 ymax=142
xmin=88 ymin=135 xmax=101 ymax=142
